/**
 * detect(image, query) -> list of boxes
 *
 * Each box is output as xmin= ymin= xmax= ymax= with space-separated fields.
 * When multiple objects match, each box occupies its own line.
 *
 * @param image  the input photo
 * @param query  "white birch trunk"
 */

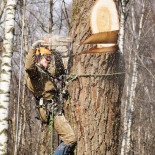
xmin=0 ymin=0 xmax=6 ymax=18
xmin=0 ymin=0 xmax=16 ymax=154
xmin=119 ymin=1 xmax=127 ymax=153
xmin=121 ymin=0 xmax=138 ymax=152
xmin=118 ymin=0 xmax=125 ymax=54
xmin=121 ymin=0 xmax=145 ymax=154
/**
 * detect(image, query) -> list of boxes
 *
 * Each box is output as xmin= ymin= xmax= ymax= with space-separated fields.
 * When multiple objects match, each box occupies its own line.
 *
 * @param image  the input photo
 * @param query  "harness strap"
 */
xmin=43 ymin=99 xmax=53 ymax=104
xmin=35 ymin=98 xmax=63 ymax=123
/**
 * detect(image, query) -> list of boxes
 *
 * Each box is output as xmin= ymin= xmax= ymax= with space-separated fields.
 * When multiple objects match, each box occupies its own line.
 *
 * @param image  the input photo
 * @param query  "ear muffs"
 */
xmin=36 ymin=48 xmax=41 ymax=55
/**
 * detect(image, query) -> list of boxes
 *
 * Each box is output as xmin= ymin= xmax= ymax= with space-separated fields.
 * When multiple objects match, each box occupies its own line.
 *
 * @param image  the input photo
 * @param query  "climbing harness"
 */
xmin=35 ymin=97 xmax=59 ymax=155
xmin=35 ymin=97 xmax=64 ymax=123
xmin=34 ymin=50 xmax=68 ymax=123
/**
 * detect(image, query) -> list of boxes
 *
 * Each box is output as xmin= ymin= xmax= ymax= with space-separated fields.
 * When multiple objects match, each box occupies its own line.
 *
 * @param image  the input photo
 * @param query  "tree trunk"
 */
xmin=0 ymin=0 xmax=17 ymax=154
xmin=49 ymin=0 xmax=53 ymax=34
xmin=65 ymin=0 xmax=124 ymax=154
xmin=0 ymin=0 xmax=6 ymax=20
xmin=118 ymin=0 xmax=125 ymax=54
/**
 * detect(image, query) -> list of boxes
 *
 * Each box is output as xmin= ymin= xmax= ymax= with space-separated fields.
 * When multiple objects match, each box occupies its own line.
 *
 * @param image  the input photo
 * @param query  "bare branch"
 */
xmin=26 ymin=9 xmax=49 ymax=33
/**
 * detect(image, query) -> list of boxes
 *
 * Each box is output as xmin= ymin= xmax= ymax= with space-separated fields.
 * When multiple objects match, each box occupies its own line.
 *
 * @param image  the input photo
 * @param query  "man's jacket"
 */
xmin=25 ymin=48 xmax=65 ymax=100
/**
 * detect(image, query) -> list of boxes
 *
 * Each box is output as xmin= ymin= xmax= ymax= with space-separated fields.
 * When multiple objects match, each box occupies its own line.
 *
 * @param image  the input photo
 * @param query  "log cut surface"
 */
xmin=83 ymin=30 xmax=119 ymax=44
xmin=83 ymin=0 xmax=119 ymax=50
xmin=90 ymin=0 xmax=119 ymax=33
xmin=81 ymin=45 xmax=118 ymax=54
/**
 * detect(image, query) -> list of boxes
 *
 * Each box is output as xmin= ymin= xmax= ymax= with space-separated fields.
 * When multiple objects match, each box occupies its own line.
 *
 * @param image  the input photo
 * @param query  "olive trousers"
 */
xmin=53 ymin=114 xmax=77 ymax=155
xmin=54 ymin=114 xmax=76 ymax=145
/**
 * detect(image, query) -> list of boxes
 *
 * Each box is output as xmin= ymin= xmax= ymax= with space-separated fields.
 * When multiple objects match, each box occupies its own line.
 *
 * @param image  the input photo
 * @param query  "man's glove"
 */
xmin=62 ymin=90 xmax=69 ymax=100
xmin=32 ymin=40 xmax=43 ymax=49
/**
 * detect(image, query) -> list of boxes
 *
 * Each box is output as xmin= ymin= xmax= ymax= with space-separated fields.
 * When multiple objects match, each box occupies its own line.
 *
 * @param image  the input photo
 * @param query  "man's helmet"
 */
xmin=36 ymin=47 xmax=52 ymax=62
xmin=36 ymin=47 xmax=51 ymax=55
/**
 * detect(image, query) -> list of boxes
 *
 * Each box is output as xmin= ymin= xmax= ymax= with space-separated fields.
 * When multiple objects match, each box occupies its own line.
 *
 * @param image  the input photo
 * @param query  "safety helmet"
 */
xmin=36 ymin=47 xmax=51 ymax=55
xmin=36 ymin=47 xmax=52 ymax=62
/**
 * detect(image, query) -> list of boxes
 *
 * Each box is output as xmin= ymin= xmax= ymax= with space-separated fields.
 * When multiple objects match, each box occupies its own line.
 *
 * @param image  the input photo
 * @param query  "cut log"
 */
xmin=81 ymin=0 xmax=119 ymax=53
xmin=81 ymin=45 xmax=118 ymax=54
xmin=82 ymin=0 xmax=119 ymax=52
xmin=83 ymin=30 xmax=119 ymax=44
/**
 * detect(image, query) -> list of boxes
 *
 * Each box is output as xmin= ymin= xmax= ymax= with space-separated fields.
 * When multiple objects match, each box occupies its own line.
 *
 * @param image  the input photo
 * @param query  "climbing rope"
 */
xmin=65 ymin=72 xmax=125 ymax=127
xmin=49 ymin=108 xmax=54 ymax=155
xmin=67 ymin=95 xmax=74 ymax=128
xmin=65 ymin=72 xmax=125 ymax=86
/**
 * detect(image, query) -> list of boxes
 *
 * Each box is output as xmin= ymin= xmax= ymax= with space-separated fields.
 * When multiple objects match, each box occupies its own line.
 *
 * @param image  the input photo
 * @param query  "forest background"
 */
xmin=0 ymin=0 xmax=155 ymax=155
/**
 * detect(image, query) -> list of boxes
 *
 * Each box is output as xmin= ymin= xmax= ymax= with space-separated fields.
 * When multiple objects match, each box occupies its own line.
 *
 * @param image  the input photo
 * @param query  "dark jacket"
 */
xmin=25 ymin=48 xmax=65 ymax=100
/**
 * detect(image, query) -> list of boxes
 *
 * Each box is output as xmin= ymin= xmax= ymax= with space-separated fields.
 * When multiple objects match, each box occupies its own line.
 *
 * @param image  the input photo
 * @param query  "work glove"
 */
xmin=32 ymin=40 xmax=43 ymax=49
xmin=62 ymin=89 xmax=69 ymax=100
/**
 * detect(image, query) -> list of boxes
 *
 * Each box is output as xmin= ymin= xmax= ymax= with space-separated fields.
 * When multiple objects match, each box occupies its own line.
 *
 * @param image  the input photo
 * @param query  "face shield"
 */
xmin=43 ymin=55 xmax=52 ymax=61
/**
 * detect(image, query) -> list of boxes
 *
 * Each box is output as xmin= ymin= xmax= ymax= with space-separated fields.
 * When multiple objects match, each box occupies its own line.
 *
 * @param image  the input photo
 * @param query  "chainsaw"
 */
xmin=40 ymin=35 xmax=73 ymax=58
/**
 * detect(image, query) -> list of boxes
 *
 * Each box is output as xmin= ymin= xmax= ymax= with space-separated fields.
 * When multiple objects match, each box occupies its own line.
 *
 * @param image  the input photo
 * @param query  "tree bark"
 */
xmin=0 ymin=0 xmax=6 ymax=20
xmin=49 ymin=0 xmax=53 ymax=34
xmin=0 ymin=0 xmax=17 ymax=154
xmin=65 ymin=0 xmax=124 ymax=154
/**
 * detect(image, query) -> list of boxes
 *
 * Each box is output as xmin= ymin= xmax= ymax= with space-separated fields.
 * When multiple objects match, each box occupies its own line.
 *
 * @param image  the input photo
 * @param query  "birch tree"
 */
xmin=120 ymin=0 xmax=155 ymax=154
xmin=0 ymin=0 xmax=17 ymax=154
xmin=118 ymin=0 xmax=126 ymax=54
xmin=121 ymin=0 xmax=139 ymax=153
xmin=0 ymin=0 xmax=6 ymax=20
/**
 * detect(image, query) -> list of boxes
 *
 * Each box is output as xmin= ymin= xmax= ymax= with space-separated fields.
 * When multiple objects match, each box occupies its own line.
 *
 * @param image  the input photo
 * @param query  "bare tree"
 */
xmin=121 ymin=0 xmax=155 ymax=154
xmin=0 ymin=0 xmax=17 ymax=154
xmin=0 ymin=0 xmax=6 ymax=20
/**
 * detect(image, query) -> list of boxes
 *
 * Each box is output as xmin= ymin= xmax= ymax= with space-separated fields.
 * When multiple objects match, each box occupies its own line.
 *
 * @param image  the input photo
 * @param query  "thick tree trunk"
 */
xmin=64 ymin=0 xmax=124 ymax=154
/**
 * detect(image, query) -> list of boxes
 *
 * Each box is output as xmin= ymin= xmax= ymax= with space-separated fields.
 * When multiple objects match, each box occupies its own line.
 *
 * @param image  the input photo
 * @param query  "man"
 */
xmin=25 ymin=40 xmax=77 ymax=155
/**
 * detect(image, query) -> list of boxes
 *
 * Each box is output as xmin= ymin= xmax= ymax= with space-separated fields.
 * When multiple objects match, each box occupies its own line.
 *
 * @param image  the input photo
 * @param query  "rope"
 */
xmin=68 ymin=96 xmax=73 ymax=128
xmin=14 ymin=4 xmax=25 ymax=155
xmin=65 ymin=72 xmax=125 ymax=85
xmin=49 ymin=109 xmax=54 ymax=155
xmin=67 ymin=95 xmax=78 ymax=155
xmin=65 ymin=71 xmax=125 ymax=127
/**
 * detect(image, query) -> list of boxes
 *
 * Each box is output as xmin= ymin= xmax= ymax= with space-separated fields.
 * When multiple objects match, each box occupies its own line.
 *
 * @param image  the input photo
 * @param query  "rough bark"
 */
xmin=64 ymin=0 xmax=124 ymax=154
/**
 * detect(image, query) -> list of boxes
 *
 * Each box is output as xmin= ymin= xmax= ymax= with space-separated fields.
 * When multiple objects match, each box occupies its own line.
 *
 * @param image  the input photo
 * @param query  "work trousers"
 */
xmin=53 ymin=114 xmax=77 ymax=155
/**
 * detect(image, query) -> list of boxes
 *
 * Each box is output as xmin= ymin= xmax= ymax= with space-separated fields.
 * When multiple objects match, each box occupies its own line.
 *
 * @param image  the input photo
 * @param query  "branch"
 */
xmin=137 ymin=0 xmax=145 ymax=50
xmin=49 ymin=0 xmax=54 ymax=33
xmin=26 ymin=9 xmax=49 ymax=33
xmin=62 ymin=0 xmax=70 ymax=28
